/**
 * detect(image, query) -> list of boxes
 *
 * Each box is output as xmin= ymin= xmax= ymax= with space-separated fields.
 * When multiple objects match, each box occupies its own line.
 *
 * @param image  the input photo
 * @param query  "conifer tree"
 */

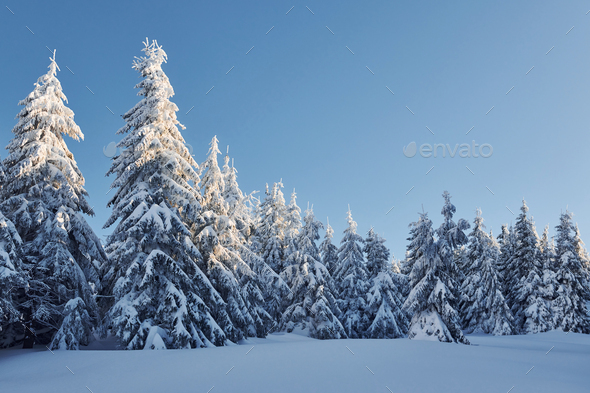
xmin=435 ymin=191 xmax=470 ymax=295
xmin=0 ymin=209 xmax=25 ymax=348
xmin=495 ymin=224 xmax=513 ymax=290
xmin=319 ymin=218 xmax=338 ymax=273
xmin=196 ymin=136 xmax=271 ymax=340
xmin=220 ymin=152 xmax=289 ymax=326
xmin=333 ymin=208 xmax=368 ymax=338
xmin=283 ymin=190 xmax=302 ymax=261
xmin=101 ymin=39 xmax=226 ymax=349
xmin=221 ymin=152 xmax=253 ymax=242
xmin=539 ymin=225 xmax=556 ymax=270
xmin=459 ymin=209 xmax=514 ymax=335
xmin=403 ymin=211 xmax=469 ymax=344
xmin=573 ymin=224 xmax=590 ymax=274
xmin=401 ymin=218 xmax=424 ymax=276
xmin=280 ymin=207 xmax=345 ymax=339
xmin=508 ymin=201 xmax=553 ymax=334
xmin=390 ymin=256 xmax=411 ymax=299
xmin=256 ymin=182 xmax=288 ymax=272
xmin=0 ymin=52 xmax=105 ymax=349
xmin=552 ymin=211 xmax=590 ymax=333
xmin=363 ymin=229 xmax=408 ymax=338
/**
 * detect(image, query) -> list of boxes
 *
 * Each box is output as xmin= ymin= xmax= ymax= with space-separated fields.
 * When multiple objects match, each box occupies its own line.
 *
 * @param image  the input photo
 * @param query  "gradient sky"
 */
xmin=1 ymin=0 xmax=590 ymax=260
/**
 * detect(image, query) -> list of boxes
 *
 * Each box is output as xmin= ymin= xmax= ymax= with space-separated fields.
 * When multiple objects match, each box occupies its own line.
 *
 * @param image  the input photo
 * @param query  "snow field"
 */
xmin=1 ymin=331 xmax=588 ymax=393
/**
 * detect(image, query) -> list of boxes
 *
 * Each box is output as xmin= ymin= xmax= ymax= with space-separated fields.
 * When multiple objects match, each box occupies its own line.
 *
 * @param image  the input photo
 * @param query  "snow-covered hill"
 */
xmin=1 ymin=331 xmax=588 ymax=393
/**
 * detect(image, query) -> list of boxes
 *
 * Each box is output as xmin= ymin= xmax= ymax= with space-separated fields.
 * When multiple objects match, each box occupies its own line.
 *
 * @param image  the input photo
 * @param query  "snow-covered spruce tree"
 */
xmin=573 ymin=223 xmax=590 ymax=274
xmin=403 ymin=211 xmax=469 ymax=344
xmin=436 ymin=191 xmax=470 ymax=291
xmin=220 ymin=151 xmax=289 ymax=326
xmin=0 ymin=207 xmax=25 ymax=348
xmin=507 ymin=200 xmax=553 ymax=334
xmin=363 ymin=229 xmax=408 ymax=338
xmin=552 ymin=211 xmax=590 ymax=333
xmin=459 ymin=209 xmax=514 ymax=335
xmin=539 ymin=225 xmax=558 ymax=272
xmin=280 ymin=207 xmax=345 ymax=339
xmin=333 ymin=208 xmax=368 ymax=338
xmin=319 ymin=218 xmax=338 ymax=273
xmin=101 ymin=40 xmax=226 ymax=350
xmin=256 ymin=182 xmax=288 ymax=272
xmin=195 ymin=136 xmax=271 ymax=340
xmin=364 ymin=228 xmax=389 ymax=278
xmin=390 ymin=256 xmax=411 ymax=299
xmin=495 ymin=224 xmax=514 ymax=291
xmin=283 ymin=190 xmax=302 ymax=261
xmin=221 ymin=152 xmax=254 ymax=243
xmin=0 ymin=53 xmax=105 ymax=349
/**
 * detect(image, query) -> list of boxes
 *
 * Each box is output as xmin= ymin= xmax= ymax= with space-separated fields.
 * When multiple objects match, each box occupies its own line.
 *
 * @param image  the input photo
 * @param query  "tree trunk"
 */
xmin=22 ymin=311 xmax=35 ymax=349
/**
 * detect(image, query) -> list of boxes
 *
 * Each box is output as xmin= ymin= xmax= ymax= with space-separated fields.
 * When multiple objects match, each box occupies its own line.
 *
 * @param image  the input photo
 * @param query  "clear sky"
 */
xmin=1 ymin=0 xmax=590 ymax=260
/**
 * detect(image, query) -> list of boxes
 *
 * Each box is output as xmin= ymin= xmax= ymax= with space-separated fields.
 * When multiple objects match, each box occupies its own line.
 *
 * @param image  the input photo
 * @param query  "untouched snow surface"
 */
xmin=1 ymin=331 xmax=589 ymax=392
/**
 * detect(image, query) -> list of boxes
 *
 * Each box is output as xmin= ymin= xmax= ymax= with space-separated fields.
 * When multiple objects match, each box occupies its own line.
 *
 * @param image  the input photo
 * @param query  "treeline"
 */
xmin=0 ymin=39 xmax=588 ymax=350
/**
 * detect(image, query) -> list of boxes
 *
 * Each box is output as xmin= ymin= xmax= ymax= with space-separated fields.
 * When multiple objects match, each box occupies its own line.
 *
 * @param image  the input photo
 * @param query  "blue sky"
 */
xmin=1 ymin=0 xmax=590 ymax=259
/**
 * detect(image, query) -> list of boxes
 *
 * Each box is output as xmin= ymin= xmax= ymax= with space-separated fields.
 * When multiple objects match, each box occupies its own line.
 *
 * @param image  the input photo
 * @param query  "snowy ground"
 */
xmin=1 ymin=331 xmax=589 ymax=393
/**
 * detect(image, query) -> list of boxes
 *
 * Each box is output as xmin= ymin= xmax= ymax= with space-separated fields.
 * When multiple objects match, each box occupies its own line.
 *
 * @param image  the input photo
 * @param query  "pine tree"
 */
xmin=459 ymin=209 xmax=514 ymax=335
xmin=401 ymin=218 xmax=425 ymax=276
xmin=496 ymin=224 xmax=514 ymax=290
xmin=403 ymin=211 xmax=469 ymax=344
xmin=333 ymin=208 xmax=368 ymax=338
xmin=0 ymin=208 xmax=25 ymax=348
xmin=220 ymin=151 xmax=289 ymax=327
xmin=0 ymin=52 xmax=105 ymax=349
xmin=49 ymin=298 xmax=94 ymax=350
xmin=364 ymin=229 xmax=389 ymax=278
xmin=101 ymin=39 xmax=226 ymax=349
xmin=221 ymin=152 xmax=254 ymax=243
xmin=256 ymin=182 xmax=288 ymax=272
xmin=195 ymin=136 xmax=273 ymax=341
xmin=283 ymin=190 xmax=302 ymax=261
xmin=435 ymin=191 xmax=470 ymax=295
xmin=363 ymin=229 xmax=408 ymax=338
xmin=319 ymin=218 xmax=338 ymax=273
xmin=280 ymin=207 xmax=345 ymax=339
xmin=539 ymin=225 xmax=555 ymax=270
xmin=508 ymin=200 xmax=553 ymax=334
xmin=390 ymin=256 xmax=411 ymax=299
xmin=552 ymin=211 xmax=590 ymax=333
xmin=573 ymin=224 xmax=590 ymax=274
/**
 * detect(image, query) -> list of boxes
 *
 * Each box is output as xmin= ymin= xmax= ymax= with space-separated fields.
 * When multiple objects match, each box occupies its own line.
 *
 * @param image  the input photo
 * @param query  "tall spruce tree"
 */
xmin=552 ymin=211 xmax=590 ymax=333
xmin=333 ymin=208 xmax=369 ymax=338
xmin=319 ymin=218 xmax=338 ymax=273
xmin=221 ymin=152 xmax=253 ymax=243
xmin=0 ymin=209 xmax=25 ymax=348
xmin=196 ymin=136 xmax=271 ymax=340
xmin=256 ymin=182 xmax=288 ymax=273
xmin=101 ymin=39 xmax=226 ymax=349
xmin=283 ymin=190 xmax=302 ymax=260
xmin=0 ymin=52 xmax=106 ymax=349
xmin=496 ymin=224 xmax=514 ymax=291
xmin=508 ymin=201 xmax=553 ymax=334
xmin=280 ymin=207 xmax=345 ymax=339
xmin=573 ymin=224 xmax=590 ymax=274
xmin=363 ymin=229 xmax=408 ymax=338
xmin=436 ymin=191 xmax=470 ymax=294
xmin=459 ymin=209 xmax=514 ymax=335
xmin=220 ymin=152 xmax=289 ymax=326
xmin=403 ymin=211 xmax=469 ymax=344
